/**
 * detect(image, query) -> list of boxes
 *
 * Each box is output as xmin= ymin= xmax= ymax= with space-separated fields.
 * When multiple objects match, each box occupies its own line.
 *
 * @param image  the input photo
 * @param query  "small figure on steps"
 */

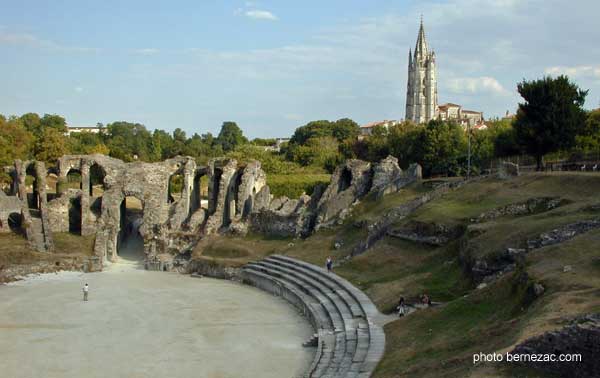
xmin=326 ymin=256 xmax=333 ymax=273
xmin=83 ymin=283 xmax=89 ymax=301
xmin=397 ymin=297 xmax=406 ymax=317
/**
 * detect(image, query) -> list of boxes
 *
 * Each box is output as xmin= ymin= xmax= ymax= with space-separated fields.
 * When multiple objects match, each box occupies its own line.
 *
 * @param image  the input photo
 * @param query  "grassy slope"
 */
xmin=0 ymin=232 xmax=95 ymax=282
xmin=193 ymin=172 xmax=600 ymax=377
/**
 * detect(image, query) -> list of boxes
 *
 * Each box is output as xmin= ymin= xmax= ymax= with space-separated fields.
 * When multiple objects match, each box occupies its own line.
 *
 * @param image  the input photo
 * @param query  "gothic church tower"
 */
xmin=405 ymin=19 xmax=438 ymax=124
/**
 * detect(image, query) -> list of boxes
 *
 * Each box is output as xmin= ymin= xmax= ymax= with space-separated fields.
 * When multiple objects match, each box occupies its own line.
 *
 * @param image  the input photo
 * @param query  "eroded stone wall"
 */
xmin=1 ymin=154 xmax=420 ymax=270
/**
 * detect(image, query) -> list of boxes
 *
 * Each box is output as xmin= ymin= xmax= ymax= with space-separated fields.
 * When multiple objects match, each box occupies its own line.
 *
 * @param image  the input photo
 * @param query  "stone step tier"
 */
xmin=241 ymin=255 xmax=385 ymax=378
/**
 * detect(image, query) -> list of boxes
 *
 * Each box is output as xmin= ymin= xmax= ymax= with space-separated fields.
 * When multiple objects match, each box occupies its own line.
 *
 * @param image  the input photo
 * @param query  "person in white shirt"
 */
xmin=83 ymin=283 xmax=89 ymax=301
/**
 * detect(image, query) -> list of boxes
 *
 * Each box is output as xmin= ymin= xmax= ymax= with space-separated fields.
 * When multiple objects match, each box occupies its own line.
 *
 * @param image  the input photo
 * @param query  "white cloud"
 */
xmin=545 ymin=65 xmax=600 ymax=79
xmin=446 ymin=76 xmax=512 ymax=96
xmin=245 ymin=10 xmax=278 ymax=21
xmin=75 ymin=87 xmax=84 ymax=93
xmin=134 ymin=48 xmax=160 ymax=55
xmin=0 ymin=30 xmax=99 ymax=53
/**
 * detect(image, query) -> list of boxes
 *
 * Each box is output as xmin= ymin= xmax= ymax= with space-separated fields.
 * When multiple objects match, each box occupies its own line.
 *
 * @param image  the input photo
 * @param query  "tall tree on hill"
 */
xmin=216 ymin=122 xmax=247 ymax=152
xmin=0 ymin=116 xmax=34 ymax=166
xmin=513 ymin=75 xmax=588 ymax=170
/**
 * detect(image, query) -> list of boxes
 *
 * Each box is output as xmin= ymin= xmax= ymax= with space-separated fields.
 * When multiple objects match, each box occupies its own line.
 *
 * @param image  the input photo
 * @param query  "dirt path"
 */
xmin=0 ymin=253 xmax=313 ymax=378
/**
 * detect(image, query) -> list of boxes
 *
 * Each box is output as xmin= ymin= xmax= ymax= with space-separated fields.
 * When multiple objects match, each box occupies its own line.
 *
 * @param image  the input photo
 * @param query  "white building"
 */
xmin=359 ymin=120 xmax=401 ymax=138
xmin=438 ymin=103 xmax=484 ymax=127
xmin=66 ymin=125 xmax=104 ymax=136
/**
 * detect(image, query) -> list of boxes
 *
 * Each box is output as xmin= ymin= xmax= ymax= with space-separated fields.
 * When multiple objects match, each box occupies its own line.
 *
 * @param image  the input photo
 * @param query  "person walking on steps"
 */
xmin=83 ymin=283 xmax=89 ymax=301
xmin=326 ymin=256 xmax=333 ymax=273
xmin=397 ymin=297 xmax=406 ymax=317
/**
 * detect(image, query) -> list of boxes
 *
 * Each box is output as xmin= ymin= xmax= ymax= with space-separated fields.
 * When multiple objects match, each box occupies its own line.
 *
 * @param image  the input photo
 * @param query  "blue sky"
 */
xmin=1 ymin=0 xmax=600 ymax=138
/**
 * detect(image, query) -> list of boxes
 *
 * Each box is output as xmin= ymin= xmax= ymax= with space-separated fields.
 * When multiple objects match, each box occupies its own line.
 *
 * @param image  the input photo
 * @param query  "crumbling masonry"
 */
xmin=0 ymin=154 xmax=420 ymax=271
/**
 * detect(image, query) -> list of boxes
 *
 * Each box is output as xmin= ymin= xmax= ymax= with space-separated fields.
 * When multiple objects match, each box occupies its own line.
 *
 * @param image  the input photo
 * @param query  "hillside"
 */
xmin=192 ymin=172 xmax=600 ymax=377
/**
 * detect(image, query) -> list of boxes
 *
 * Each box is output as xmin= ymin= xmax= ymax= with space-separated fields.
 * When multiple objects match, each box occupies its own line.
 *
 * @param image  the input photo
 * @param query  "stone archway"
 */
xmin=25 ymin=163 xmax=40 ymax=215
xmin=7 ymin=212 xmax=24 ymax=235
xmin=116 ymin=195 xmax=145 ymax=263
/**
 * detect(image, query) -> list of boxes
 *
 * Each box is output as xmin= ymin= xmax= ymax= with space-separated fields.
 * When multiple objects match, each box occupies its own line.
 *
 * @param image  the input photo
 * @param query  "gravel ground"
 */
xmin=0 ymin=241 xmax=313 ymax=378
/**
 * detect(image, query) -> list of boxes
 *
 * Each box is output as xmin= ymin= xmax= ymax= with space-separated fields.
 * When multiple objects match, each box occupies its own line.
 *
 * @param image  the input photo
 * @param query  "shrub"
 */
xmin=267 ymin=174 xmax=331 ymax=198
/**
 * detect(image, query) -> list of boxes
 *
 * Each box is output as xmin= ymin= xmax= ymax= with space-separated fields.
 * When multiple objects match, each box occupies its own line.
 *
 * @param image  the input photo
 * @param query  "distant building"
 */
xmin=502 ymin=110 xmax=516 ymax=121
xmin=438 ymin=103 xmax=484 ymax=127
xmin=261 ymin=137 xmax=291 ymax=152
xmin=66 ymin=125 xmax=104 ymax=136
xmin=359 ymin=120 xmax=401 ymax=138
xmin=405 ymin=19 xmax=438 ymax=124
xmin=404 ymin=18 xmax=485 ymax=128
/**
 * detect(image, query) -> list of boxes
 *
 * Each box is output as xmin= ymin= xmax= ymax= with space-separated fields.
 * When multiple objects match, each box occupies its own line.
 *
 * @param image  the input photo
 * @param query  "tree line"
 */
xmin=1 ymin=75 xmax=598 ymax=183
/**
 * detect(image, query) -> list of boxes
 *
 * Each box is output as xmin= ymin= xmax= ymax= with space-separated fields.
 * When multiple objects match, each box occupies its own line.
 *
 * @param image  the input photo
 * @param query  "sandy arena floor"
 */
xmin=0 ymin=238 xmax=313 ymax=378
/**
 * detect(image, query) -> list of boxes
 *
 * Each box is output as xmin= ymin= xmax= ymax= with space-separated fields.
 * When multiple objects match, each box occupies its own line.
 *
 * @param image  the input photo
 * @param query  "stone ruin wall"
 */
xmin=0 ymin=153 xmax=420 ymax=271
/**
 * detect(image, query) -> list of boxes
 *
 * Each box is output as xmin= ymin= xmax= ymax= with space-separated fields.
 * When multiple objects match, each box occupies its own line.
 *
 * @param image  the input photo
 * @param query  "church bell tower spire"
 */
xmin=405 ymin=17 xmax=438 ymax=124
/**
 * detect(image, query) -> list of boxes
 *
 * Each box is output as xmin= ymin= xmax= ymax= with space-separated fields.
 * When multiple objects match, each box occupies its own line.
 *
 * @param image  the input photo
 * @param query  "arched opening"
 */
xmin=338 ymin=167 xmax=352 ymax=193
xmin=208 ymin=168 xmax=223 ymax=215
xmin=68 ymin=197 xmax=82 ymax=234
xmin=8 ymin=212 xmax=24 ymax=235
xmin=66 ymin=168 xmax=82 ymax=190
xmin=25 ymin=164 xmax=40 ymax=217
xmin=3 ymin=169 xmax=18 ymax=196
xmin=190 ymin=171 xmax=209 ymax=213
xmin=89 ymin=163 xmax=106 ymax=216
xmin=117 ymin=196 xmax=145 ymax=263
xmin=46 ymin=167 xmax=59 ymax=201
xmin=224 ymin=170 xmax=243 ymax=226
xmin=168 ymin=171 xmax=184 ymax=203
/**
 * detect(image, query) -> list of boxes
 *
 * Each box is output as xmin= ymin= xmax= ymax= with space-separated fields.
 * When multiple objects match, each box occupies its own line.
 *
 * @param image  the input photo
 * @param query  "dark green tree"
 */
xmin=40 ymin=114 xmax=67 ymax=133
xmin=215 ymin=122 xmax=247 ymax=152
xmin=513 ymin=75 xmax=588 ymax=170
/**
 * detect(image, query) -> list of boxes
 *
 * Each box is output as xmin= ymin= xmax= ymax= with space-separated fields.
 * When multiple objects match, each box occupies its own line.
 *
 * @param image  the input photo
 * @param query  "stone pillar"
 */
xmin=205 ymin=159 xmax=238 ymax=234
xmin=80 ymin=161 xmax=95 ymax=236
xmin=35 ymin=161 xmax=54 ymax=252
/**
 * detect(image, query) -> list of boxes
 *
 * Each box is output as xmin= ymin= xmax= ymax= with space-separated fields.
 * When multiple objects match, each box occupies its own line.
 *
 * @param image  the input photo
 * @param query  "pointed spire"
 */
xmin=408 ymin=48 xmax=412 ymax=64
xmin=414 ymin=16 xmax=428 ymax=57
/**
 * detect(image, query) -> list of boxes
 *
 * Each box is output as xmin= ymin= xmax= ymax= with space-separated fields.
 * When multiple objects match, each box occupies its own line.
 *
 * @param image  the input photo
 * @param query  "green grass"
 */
xmin=336 ymin=237 xmax=471 ymax=312
xmin=374 ymin=273 xmax=537 ymax=378
xmin=52 ymin=233 xmax=96 ymax=255
xmin=349 ymin=181 xmax=432 ymax=223
xmin=266 ymin=173 xmax=331 ymax=198
xmin=189 ymin=172 xmax=600 ymax=378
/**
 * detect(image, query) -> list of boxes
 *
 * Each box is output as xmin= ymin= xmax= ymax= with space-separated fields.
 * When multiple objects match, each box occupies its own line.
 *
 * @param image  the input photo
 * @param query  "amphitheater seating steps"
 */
xmin=241 ymin=255 xmax=385 ymax=378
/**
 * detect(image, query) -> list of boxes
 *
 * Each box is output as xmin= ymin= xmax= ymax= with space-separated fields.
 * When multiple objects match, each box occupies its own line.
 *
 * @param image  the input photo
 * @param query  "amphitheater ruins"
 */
xmin=0 ymin=154 xmax=421 ymax=272
xmin=0 ymin=154 xmax=422 ymax=377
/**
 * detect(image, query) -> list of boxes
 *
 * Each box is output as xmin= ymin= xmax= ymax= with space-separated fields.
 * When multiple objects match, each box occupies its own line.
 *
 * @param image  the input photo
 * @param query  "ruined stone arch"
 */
xmin=25 ymin=163 xmax=40 ymax=212
xmin=7 ymin=212 xmax=24 ymax=234
xmin=116 ymin=192 xmax=146 ymax=257
xmin=190 ymin=167 xmax=208 ymax=213
xmin=168 ymin=166 xmax=185 ymax=204
xmin=89 ymin=162 xmax=107 ymax=197
xmin=66 ymin=168 xmax=83 ymax=191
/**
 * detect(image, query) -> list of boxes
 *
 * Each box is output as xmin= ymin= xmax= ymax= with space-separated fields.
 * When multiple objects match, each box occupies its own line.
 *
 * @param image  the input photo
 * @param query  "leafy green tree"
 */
xmin=34 ymin=127 xmax=67 ymax=162
xmin=40 ymin=114 xmax=67 ymax=133
xmin=0 ymin=116 xmax=34 ymax=166
xmin=513 ymin=75 xmax=588 ymax=170
xmin=251 ymin=138 xmax=277 ymax=146
xmin=575 ymin=109 xmax=600 ymax=154
xmin=216 ymin=122 xmax=247 ymax=152
xmin=331 ymin=118 xmax=360 ymax=141
xmin=20 ymin=113 xmax=42 ymax=136
xmin=420 ymin=120 xmax=467 ymax=176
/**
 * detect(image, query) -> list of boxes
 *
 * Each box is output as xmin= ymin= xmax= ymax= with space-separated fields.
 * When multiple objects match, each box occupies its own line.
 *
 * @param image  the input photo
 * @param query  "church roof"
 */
xmin=438 ymin=103 xmax=461 ymax=109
